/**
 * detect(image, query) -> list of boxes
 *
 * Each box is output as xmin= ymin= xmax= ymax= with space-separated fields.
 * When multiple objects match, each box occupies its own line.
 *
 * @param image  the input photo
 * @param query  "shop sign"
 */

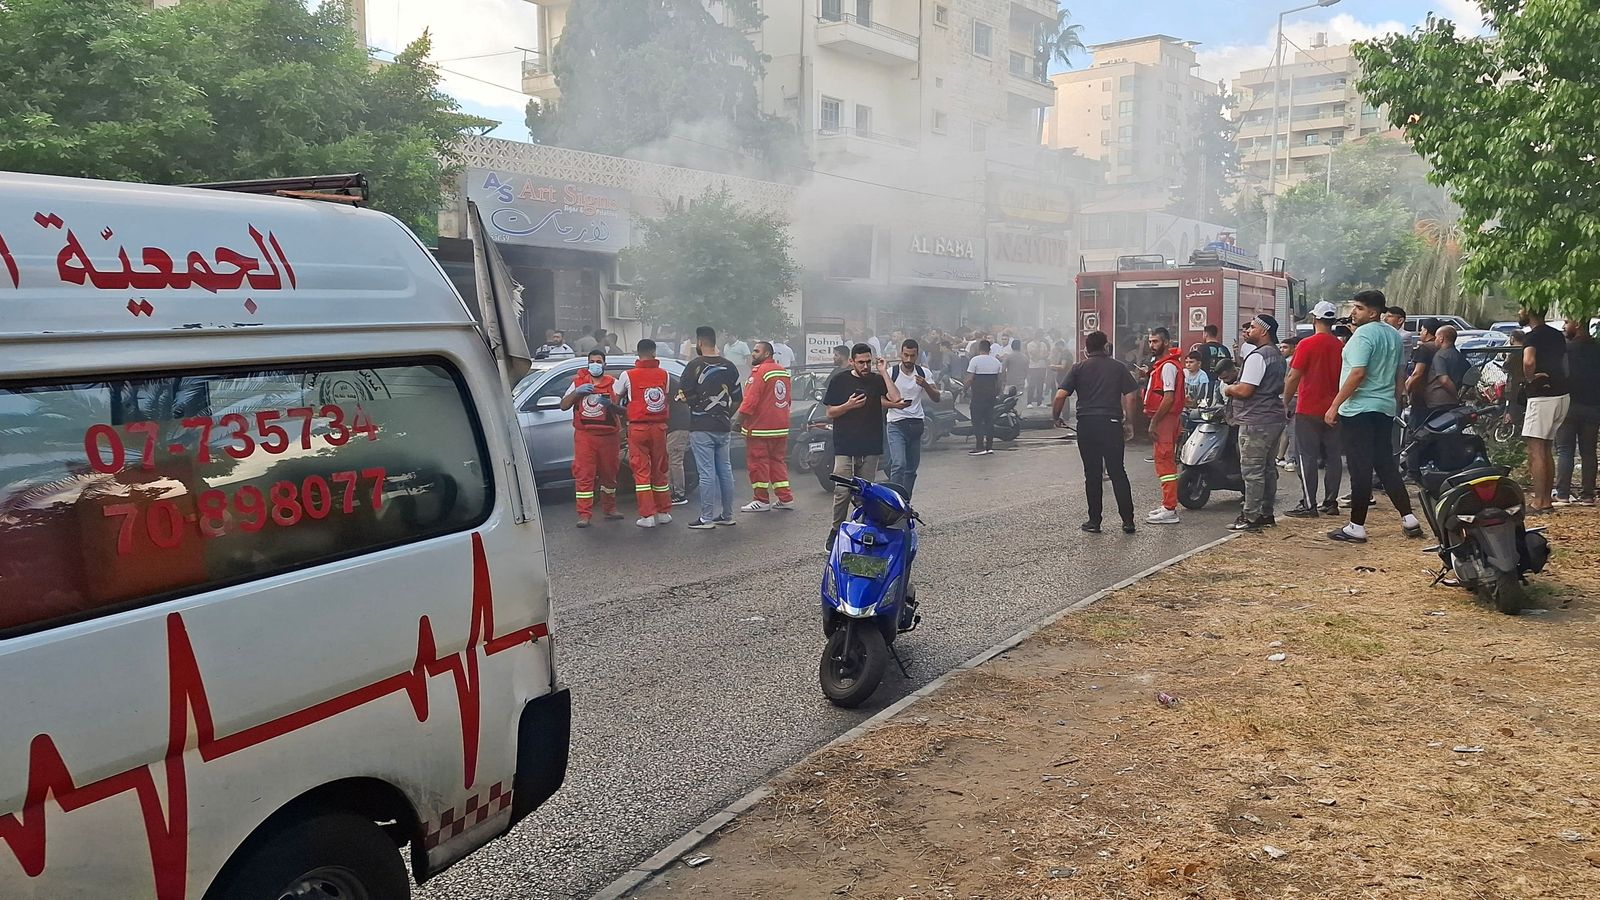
xmin=806 ymin=333 xmax=843 ymax=365
xmin=466 ymin=169 xmax=632 ymax=253
xmin=890 ymin=230 xmax=985 ymax=289
xmin=987 ymin=226 xmax=1074 ymax=286
xmin=988 ymin=178 xmax=1075 ymax=226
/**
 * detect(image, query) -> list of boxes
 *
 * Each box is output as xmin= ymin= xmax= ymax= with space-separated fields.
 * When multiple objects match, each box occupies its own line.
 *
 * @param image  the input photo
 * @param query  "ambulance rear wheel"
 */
xmin=205 ymin=810 xmax=410 ymax=900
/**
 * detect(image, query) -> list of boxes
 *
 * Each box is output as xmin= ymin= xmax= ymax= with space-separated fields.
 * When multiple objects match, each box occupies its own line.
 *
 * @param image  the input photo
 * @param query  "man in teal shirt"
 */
xmin=1324 ymin=290 xmax=1424 ymax=543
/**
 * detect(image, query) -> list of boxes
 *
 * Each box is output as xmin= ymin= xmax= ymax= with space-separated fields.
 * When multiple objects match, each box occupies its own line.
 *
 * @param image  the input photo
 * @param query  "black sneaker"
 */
xmin=1319 ymin=500 xmax=1339 ymax=516
xmin=1230 ymin=516 xmax=1269 ymax=532
xmin=1122 ymin=522 xmax=1137 ymax=534
xmin=1260 ymin=515 xmax=1277 ymax=528
xmin=688 ymin=519 xmax=717 ymax=530
xmin=1284 ymin=505 xmax=1319 ymax=519
xmin=1081 ymin=521 xmax=1102 ymax=534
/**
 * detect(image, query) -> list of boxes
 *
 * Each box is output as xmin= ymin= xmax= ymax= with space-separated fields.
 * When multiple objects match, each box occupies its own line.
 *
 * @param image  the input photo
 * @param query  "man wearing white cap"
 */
xmin=1282 ymin=301 xmax=1346 ymax=517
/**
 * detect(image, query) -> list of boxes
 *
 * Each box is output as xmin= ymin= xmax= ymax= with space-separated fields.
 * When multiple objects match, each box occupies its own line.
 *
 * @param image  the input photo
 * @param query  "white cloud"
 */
xmin=1197 ymin=13 xmax=1410 ymax=87
xmin=1435 ymin=0 xmax=1491 ymax=36
xmin=363 ymin=0 xmax=539 ymax=130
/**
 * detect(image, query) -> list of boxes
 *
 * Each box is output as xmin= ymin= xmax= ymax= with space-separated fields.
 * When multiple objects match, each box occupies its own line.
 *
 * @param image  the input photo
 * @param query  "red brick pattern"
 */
xmin=422 ymin=782 xmax=514 ymax=850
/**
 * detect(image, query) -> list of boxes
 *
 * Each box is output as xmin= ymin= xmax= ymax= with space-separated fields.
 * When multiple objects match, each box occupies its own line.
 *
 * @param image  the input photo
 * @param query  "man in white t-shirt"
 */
xmin=966 ymin=340 xmax=1005 ymax=454
xmin=885 ymin=338 xmax=942 ymax=498
xmin=770 ymin=338 xmax=795 ymax=370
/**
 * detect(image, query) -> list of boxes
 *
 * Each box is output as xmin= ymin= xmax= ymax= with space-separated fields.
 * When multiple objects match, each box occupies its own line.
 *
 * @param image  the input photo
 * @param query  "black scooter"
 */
xmin=1404 ymin=404 xmax=1550 ymax=615
xmin=948 ymin=385 xmax=1023 ymax=443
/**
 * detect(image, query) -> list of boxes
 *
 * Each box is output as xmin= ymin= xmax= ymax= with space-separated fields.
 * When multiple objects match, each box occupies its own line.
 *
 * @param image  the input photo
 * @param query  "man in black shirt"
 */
xmin=822 ymin=343 xmax=902 ymax=546
xmin=680 ymin=325 xmax=744 ymax=528
xmin=1555 ymin=318 xmax=1599 ymax=505
xmin=1518 ymin=306 xmax=1571 ymax=514
xmin=1052 ymin=331 xmax=1140 ymax=534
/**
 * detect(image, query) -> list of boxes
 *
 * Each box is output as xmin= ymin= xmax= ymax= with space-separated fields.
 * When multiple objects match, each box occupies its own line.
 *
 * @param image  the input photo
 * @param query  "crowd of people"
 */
xmin=550 ymin=296 xmax=1596 ymax=548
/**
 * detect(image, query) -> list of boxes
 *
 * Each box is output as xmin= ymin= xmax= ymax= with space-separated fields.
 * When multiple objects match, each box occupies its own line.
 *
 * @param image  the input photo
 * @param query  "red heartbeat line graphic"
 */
xmin=0 ymin=532 xmax=548 ymax=900
xmin=0 ymin=233 xmax=18 ymax=288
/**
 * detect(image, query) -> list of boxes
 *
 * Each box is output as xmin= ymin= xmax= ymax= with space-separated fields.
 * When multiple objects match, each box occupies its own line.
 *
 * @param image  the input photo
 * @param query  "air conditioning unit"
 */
xmin=609 ymin=292 xmax=641 ymax=321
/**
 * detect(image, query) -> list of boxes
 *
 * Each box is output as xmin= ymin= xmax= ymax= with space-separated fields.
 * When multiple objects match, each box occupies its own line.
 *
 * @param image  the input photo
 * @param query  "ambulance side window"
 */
xmin=0 ymin=359 xmax=493 ymax=638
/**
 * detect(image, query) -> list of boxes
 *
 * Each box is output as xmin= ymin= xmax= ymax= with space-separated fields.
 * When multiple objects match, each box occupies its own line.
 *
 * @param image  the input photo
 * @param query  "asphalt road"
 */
xmin=417 ymin=435 xmax=1239 ymax=900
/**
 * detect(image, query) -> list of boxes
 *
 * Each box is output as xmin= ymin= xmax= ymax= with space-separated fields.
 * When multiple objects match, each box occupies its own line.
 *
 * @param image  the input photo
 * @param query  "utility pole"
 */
xmin=1263 ymin=0 xmax=1341 ymax=268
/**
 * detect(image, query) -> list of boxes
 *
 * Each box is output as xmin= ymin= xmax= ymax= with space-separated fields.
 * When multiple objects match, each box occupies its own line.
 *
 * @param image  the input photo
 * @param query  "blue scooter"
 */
xmin=821 ymin=474 xmax=922 ymax=707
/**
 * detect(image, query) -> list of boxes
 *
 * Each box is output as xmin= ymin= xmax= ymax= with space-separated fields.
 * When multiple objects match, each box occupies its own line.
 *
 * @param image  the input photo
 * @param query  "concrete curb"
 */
xmin=588 ymin=531 xmax=1239 ymax=900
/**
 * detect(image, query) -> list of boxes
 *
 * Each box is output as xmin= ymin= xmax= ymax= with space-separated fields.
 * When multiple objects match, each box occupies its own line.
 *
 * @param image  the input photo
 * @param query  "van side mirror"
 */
xmin=535 ymin=396 xmax=562 ymax=410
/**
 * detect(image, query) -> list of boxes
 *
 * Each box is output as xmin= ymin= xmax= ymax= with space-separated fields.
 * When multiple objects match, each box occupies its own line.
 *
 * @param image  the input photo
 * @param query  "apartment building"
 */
xmin=517 ymin=0 xmax=1086 ymax=336
xmin=1045 ymin=35 xmax=1219 ymax=198
xmin=1234 ymin=37 xmax=1388 ymax=189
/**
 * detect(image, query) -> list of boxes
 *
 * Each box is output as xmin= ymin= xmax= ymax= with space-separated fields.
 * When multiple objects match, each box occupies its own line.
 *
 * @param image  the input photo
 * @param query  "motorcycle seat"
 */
xmin=1424 ymin=465 xmax=1511 ymax=496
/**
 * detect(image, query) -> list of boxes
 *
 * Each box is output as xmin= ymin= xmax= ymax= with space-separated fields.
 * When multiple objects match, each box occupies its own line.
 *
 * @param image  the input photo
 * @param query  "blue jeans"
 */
xmin=885 ymin=418 xmax=925 ymax=499
xmin=690 ymin=431 xmax=734 ymax=521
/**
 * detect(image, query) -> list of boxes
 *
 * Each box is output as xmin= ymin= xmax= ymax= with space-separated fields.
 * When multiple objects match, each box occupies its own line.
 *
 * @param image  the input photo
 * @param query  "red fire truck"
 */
xmin=1074 ymin=243 xmax=1298 ymax=364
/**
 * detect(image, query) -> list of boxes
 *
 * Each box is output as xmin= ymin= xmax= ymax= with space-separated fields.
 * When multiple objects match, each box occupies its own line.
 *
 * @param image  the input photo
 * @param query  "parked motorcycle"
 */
xmin=799 ymin=391 xmax=836 ymax=491
xmin=820 ymin=474 xmax=922 ymax=707
xmin=949 ymin=385 xmax=1023 ymax=443
xmin=1176 ymin=401 xmax=1244 ymax=509
xmin=1404 ymin=404 xmax=1550 ymax=615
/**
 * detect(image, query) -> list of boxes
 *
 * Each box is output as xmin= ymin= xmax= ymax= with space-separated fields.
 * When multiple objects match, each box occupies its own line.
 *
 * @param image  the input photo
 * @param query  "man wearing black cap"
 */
xmin=1223 ymin=313 xmax=1288 ymax=531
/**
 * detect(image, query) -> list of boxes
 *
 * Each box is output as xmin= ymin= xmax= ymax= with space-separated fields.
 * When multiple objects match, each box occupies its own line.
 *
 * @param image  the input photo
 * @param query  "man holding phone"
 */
xmin=822 ymin=343 xmax=903 ymax=548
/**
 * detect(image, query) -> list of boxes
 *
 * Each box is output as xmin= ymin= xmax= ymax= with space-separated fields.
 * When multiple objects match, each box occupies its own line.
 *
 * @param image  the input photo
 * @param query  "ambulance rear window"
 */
xmin=0 ymin=359 xmax=492 ymax=638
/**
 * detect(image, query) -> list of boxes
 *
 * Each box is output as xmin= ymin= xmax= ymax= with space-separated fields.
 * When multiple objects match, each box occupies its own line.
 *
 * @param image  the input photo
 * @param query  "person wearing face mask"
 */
xmin=560 ymin=349 xmax=623 ymax=527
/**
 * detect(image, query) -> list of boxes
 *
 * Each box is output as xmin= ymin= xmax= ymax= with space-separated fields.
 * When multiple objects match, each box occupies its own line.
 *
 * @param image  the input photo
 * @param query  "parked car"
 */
xmin=1404 ymin=314 xmax=1473 ymax=333
xmin=1490 ymin=321 xmax=1522 ymax=334
xmin=1457 ymin=329 xmax=1511 ymax=352
xmin=513 ymin=355 xmax=818 ymax=489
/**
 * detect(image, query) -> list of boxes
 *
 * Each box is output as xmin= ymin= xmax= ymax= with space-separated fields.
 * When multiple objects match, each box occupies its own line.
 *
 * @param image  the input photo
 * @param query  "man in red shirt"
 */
xmin=734 ymin=341 xmax=794 ymax=511
xmin=613 ymin=339 xmax=674 ymax=528
xmin=1282 ymin=301 xmax=1345 ymax=517
xmin=1143 ymin=328 xmax=1185 ymax=524
xmin=560 ymin=349 xmax=624 ymax=527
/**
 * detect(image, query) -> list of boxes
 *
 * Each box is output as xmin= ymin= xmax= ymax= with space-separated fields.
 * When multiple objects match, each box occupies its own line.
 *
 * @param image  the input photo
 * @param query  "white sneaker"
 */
xmin=741 ymin=500 xmax=772 ymax=512
xmin=1147 ymin=507 xmax=1180 ymax=524
xmin=635 ymin=516 xmax=656 ymax=528
xmin=1148 ymin=506 xmax=1167 ymax=518
xmin=654 ymin=512 xmax=673 ymax=525
xmin=772 ymin=499 xmax=795 ymax=510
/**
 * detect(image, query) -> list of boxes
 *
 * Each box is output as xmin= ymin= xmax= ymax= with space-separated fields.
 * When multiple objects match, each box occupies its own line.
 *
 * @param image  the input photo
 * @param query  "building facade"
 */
xmin=519 ymin=0 xmax=1086 ymax=340
xmin=1234 ymin=37 xmax=1389 ymax=190
xmin=1044 ymin=34 xmax=1220 ymax=206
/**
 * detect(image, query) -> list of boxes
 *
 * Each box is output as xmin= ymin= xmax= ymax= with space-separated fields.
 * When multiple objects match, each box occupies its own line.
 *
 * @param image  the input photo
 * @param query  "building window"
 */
xmin=933 ymin=4 xmax=948 ymax=26
xmin=971 ymin=122 xmax=987 ymax=151
xmin=820 ymin=96 xmax=842 ymax=132
xmin=855 ymin=103 xmax=873 ymax=135
xmin=856 ymin=0 xmax=873 ymax=27
xmin=1100 ymin=129 xmax=1110 ymax=145
xmin=1101 ymin=104 xmax=1110 ymax=120
xmin=1119 ymin=74 xmax=1135 ymax=90
xmin=932 ymin=110 xmax=947 ymax=133
xmin=972 ymin=20 xmax=993 ymax=58
xmin=1118 ymin=124 xmax=1133 ymax=142
xmin=1101 ymin=80 xmax=1111 ymax=92
xmin=1305 ymin=132 xmax=1321 ymax=145
xmin=1119 ymin=99 xmax=1133 ymax=117
xmin=1165 ymin=105 xmax=1177 ymax=120
xmin=821 ymin=0 xmax=841 ymax=21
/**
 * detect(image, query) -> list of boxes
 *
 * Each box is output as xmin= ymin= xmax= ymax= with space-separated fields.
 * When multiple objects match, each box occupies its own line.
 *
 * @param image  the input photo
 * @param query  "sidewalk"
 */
xmin=628 ymin=508 xmax=1600 ymax=900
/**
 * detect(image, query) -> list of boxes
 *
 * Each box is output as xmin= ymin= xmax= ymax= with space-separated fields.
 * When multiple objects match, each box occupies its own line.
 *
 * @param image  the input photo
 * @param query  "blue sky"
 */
xmin=361 ymin=0 xmax=1489 ymax=141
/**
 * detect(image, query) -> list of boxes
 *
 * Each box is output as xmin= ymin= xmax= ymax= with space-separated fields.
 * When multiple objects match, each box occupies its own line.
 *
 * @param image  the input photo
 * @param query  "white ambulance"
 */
xmin=0 ymin=171 xmax=569 ymax=899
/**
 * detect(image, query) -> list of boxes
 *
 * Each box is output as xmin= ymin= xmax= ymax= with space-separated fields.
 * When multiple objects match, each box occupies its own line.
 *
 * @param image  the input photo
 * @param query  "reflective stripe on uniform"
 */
xmin=773 ymin=481 xmax=790 ymax=489
xmin=652 ymin=484 xmax=671 ymax=492
xmin=636 ymin=483 xmax=652 ymax=492
xmin=764 ymin=369 xmax=790 ymax=380
xmin=575 ymin=491 xmax=595 ymax=498
xmin=751 ymin=482 xmax=770 ymax=489
xmin=749 ymin=428 xmax=789 ymax=437
xmin=1159 ymin=474 xmax=1179 ymax=483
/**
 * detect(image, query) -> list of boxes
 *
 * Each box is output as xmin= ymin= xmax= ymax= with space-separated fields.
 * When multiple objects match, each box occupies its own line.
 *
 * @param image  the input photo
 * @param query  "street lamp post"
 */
xmin=1263 ymin=0 xmax=1341 ymax=268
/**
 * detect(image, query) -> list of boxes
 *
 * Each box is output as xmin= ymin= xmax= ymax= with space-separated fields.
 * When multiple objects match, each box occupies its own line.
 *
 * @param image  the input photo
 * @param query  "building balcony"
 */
xmin=814 ymin=127 xmax=919 ymax=160
xmin=815 ymin=13 xmax=919 ymax=65
xmin=1008 ymin=0 xmax=1057 ymax=25
xmin=521 ymin=52 xmax=558 ymax=101
xmin=1007 ymin=53 xmax=1055 ymax=107
xmin=1290 ymin=115 xmax=1354 ymax=134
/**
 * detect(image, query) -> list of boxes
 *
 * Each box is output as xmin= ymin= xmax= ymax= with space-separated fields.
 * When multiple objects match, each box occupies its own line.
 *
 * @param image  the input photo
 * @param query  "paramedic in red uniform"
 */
xmin=1143 ymin=327 xmax=1184 ymax=525
xmin=613 ymin=339 xmax=674 ymax=528
xmin=560 ymin=348 xmax=624 ymax=527
xmin=734 ymin=341 xmax=795 ymax=511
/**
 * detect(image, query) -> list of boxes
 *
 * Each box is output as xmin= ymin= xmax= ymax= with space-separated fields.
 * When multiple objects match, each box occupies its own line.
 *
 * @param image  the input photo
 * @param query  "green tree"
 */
xmin=1237 ymin=139 xmax=1421 ymax=302
xmin=528 ymin=0 xmax=801 ymax=176
xmin=0 ymin=0 xmax=490 ymax=235
xmin=1355 ymin=2 xmax=1600 ymax=320
xmin=1033 ymin=8 xmax=1086 ymax=143
xmin=623 ymin=188 xmax=798 ymax=339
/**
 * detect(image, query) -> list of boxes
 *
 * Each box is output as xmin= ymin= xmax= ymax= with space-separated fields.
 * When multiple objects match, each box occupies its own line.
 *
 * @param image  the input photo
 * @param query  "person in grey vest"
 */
xmin=1224 ymin=314 xmax=1288 ymax=531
